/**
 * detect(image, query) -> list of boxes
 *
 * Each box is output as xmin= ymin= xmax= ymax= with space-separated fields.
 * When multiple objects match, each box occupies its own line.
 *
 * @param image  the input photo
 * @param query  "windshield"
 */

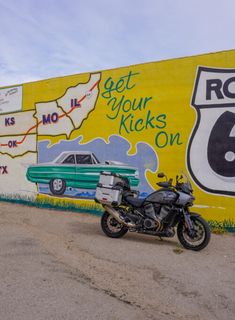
xmin=54 ymin=153 xmax=68 ymax=163
xmin=178 ymin=172 xmax=193 ymax=193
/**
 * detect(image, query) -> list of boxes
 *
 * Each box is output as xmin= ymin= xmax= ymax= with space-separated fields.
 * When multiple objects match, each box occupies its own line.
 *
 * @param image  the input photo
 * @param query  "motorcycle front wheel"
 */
xmin=177 ymin=215 xmax=211 ymax=251
xmin=101 ymin=211 xmax=128 ymax=238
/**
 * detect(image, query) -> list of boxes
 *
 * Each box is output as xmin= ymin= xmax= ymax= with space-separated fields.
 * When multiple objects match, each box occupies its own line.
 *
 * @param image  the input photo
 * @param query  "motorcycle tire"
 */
xmin=101 ymin=211 xmax=128 ymax=238
xmin=177 ymin=214 xmax=211 ymax=251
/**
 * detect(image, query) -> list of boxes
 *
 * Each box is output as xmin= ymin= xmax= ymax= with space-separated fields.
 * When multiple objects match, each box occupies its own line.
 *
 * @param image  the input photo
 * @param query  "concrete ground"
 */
xmin=0 ymin=202 xmax=234 ymax=320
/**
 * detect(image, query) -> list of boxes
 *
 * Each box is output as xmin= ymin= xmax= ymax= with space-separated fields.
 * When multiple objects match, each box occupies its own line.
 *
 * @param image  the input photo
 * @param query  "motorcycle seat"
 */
xmin=125 ymin=196 xmax=144 ymax=208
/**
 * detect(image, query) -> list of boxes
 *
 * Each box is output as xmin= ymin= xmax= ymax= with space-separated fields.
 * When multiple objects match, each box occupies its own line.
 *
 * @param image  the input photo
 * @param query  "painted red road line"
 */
xmin=0 ymin=79 xmax=100 ymax=147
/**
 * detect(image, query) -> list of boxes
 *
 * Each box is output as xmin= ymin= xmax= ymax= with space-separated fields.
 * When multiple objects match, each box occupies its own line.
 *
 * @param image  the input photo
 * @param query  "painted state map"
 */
xmin=0 ymin=73 xmax=101 ymax=197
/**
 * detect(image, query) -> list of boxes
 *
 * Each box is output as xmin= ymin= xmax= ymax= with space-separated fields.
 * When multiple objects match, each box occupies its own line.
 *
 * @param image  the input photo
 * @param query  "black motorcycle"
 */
xmin=99 ymin=172 xmax=211 ymax=251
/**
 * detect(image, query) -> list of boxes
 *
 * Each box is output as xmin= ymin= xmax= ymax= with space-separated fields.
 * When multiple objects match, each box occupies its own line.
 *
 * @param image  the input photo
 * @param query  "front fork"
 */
xmin=182 ymin=209 xmax=197 ymax=237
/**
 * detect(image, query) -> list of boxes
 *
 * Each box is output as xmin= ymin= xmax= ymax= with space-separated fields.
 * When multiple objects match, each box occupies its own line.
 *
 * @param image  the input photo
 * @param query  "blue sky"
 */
xmin=0 ymin=0 xmax=234 ymax=86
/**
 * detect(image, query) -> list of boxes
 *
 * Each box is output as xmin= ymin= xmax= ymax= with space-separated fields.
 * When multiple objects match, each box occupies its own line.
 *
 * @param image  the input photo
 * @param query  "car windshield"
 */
xmin=54 ymin=153 xmax=69 ymax=163
xmin=63 ymin=154 xmax=75 ymax=164
xmin=53 ymin=152 xmax=100 ymax=164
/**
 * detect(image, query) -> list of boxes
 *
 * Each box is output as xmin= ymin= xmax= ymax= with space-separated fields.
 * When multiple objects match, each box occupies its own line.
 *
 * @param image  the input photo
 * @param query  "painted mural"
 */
xmin=1 ymin=50 xmax=235 ymax=232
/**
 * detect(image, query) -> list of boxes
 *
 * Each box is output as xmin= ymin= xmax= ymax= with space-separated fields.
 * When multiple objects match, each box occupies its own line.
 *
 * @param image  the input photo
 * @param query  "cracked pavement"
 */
xmin=0 ymin=202 xmax=234 ymax=320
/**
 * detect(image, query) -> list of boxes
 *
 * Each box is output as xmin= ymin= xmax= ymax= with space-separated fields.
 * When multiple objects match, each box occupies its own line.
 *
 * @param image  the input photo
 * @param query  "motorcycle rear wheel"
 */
xmin=101 ymin=211 xmax=128 ymax=238
xmin=177 ymin=215 xmax=211 ymax=251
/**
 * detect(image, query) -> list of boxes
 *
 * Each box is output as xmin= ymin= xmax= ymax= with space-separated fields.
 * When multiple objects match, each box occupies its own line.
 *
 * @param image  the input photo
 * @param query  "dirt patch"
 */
xmin=0 ymin=202 xmax=234 ymax=320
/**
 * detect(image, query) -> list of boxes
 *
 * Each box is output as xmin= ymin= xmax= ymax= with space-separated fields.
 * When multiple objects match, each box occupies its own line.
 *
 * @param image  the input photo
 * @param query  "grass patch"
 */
xmin=208 ymin=219 xmax=235 ymax=234
xmin=0 ymin=193 xmax=104 ymax=216
xmin=173 ymin=247 xmax=184 ymax=254
xmin=0 ymin=194 xmax=235 ymax=234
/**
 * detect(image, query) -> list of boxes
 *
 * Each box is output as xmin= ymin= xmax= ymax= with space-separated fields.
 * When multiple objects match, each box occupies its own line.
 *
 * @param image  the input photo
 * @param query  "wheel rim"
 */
xmin=182 ymin=219 xmax=206 ymax=247
xmin=106 ymin=215 xmax=123 ymax=233
xmin=53 ymin=179 xmax=63 ymax=191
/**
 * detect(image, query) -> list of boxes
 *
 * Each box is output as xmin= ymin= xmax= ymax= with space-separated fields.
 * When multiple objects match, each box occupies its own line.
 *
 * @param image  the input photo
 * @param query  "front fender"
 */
xmin=188 ymin=212 xmax=201 ymax=218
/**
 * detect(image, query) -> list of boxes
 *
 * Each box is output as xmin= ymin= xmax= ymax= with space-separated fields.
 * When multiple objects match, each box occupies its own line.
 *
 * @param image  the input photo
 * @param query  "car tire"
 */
xmin=49 ymin=178 xmax=66 ymax=195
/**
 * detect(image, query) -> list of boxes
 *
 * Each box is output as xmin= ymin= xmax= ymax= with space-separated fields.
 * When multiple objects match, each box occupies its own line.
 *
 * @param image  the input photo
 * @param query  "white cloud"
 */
xmin=0 ymin=0 xmax=235 ymax=86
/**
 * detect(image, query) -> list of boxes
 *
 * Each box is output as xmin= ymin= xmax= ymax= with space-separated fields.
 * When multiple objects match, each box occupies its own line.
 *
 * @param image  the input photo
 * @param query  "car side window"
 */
xmin=76 ymin=155 xmax=93 ymax=164
xmin=63 ymin=154 xmax=75 ymax=164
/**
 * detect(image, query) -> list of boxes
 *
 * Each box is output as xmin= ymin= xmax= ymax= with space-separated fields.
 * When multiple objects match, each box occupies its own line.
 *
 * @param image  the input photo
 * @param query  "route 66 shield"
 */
xmin=187 ymin=67 xmax=235 ymax=196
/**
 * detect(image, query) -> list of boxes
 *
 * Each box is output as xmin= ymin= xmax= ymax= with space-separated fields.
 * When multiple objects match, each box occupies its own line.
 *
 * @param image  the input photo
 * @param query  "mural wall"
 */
xmin=1 ymin=50 xmax=235 ymax=231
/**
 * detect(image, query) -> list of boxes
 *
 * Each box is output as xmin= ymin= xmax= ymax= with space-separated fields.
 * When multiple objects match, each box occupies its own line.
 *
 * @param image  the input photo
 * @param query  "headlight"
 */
xmin=187 ymin=195 xmax=195 ymax=206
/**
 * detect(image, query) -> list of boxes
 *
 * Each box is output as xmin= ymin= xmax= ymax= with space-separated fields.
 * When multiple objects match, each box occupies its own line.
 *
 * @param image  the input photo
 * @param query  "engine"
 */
xmin=143 ymin=203 xmax=172 ymax=229
xmin=143 ymin=218 xmax=156 ymax=229
xmin=158 ymin=205 xmax=171 ymax=221
xmin=121 ymin=202 xmax=174 ymax=231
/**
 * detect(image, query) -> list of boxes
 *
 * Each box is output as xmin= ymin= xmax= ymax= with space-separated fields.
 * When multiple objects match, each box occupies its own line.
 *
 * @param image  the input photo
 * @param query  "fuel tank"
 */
xmin=145 ymin=189 xmax=178 ymax=205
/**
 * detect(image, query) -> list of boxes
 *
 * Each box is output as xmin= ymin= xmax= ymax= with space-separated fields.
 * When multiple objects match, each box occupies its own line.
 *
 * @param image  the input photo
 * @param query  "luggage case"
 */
xmin=95 ymin=184 xmax=122 ymax=206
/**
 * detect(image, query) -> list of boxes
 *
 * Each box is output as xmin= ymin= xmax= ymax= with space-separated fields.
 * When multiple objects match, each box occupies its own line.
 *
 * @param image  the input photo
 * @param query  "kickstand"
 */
xmin=158 ymin=236 xmax=163 ymax=241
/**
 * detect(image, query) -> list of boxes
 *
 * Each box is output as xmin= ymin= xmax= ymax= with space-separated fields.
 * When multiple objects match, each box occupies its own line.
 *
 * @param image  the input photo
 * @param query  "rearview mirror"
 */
xmin=157 ymin=172 xmax=165 ymax=178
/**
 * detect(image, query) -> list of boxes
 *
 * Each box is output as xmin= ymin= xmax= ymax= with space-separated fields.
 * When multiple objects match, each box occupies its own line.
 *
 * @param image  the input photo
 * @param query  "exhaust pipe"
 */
xmin=103 ymin=205 xmax=136 ymax=228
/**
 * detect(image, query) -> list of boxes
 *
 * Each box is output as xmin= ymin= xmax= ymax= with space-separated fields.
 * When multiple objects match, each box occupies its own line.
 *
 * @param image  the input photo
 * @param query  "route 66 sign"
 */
xmin=187 ymin=67 xmax=235 ymax=196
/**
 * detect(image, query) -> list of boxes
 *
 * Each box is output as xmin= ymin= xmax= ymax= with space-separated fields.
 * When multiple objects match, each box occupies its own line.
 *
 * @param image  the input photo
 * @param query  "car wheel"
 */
xmin=49 ymin=178 xmax=66 ymax=195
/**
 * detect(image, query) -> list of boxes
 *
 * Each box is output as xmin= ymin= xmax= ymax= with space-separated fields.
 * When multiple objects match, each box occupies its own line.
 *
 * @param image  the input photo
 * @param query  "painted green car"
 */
xmin=26 ymin=151 xmax=139 ymax=195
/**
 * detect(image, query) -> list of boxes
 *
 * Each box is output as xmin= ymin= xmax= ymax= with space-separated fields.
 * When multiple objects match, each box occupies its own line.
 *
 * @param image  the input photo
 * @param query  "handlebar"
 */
xmin=157 ymin=173 xmax=193 ymax=194
xmin=157 ymin=178 xmax=173 ymax=188
xmin=157 ymin=181 xmax=170 ymax=188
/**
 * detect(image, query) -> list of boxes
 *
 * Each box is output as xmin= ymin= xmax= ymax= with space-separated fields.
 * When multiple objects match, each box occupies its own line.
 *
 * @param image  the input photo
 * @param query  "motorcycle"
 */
xmin=96 ymin=172 xmax=211 ymax=251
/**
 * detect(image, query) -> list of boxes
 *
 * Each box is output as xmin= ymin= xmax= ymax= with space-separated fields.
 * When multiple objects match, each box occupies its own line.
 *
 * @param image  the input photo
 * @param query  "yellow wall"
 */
xmin=1 ymin=49 xmax=235 ymax=228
